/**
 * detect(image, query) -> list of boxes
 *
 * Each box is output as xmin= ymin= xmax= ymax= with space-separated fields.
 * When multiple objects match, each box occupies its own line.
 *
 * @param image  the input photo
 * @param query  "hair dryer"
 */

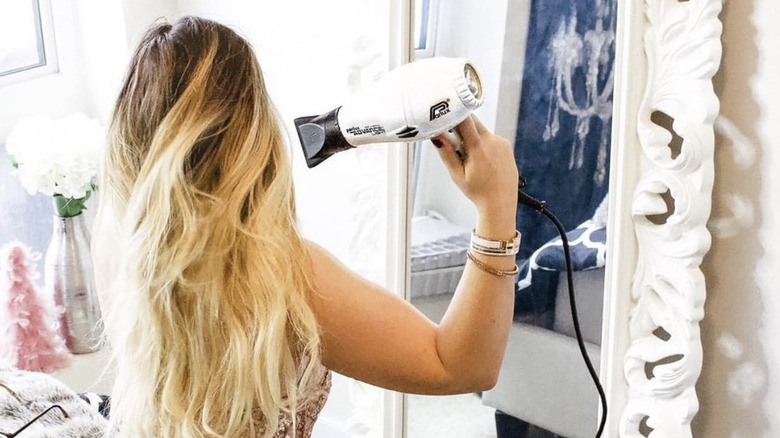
xmin=294 ymin=57 xmax=484 ymax=168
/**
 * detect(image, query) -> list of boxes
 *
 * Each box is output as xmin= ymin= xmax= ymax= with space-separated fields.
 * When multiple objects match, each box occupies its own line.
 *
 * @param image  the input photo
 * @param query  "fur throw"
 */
xmin=0 ymin=365 xmax=107 ymax=437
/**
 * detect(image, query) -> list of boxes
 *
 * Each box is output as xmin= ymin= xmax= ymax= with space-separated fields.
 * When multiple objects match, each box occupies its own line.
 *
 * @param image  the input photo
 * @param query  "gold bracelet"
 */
xmin=466 ymin=252 xmax=519 ymax=277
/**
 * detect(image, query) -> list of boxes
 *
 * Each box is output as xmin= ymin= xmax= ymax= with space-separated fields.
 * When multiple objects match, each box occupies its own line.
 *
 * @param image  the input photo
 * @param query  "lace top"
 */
xmin=256 ymin=354 xmax=332 ymax=438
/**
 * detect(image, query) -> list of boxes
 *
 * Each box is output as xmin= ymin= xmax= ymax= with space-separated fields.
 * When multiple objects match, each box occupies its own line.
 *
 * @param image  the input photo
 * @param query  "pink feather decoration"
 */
xmin=0 ymin=241 xmax=71 ymax=372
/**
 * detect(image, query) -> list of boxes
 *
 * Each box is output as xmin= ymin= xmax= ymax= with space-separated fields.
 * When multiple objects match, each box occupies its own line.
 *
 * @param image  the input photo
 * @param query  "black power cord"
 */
xmin=517 ymin=179 xmax=608 ymax=438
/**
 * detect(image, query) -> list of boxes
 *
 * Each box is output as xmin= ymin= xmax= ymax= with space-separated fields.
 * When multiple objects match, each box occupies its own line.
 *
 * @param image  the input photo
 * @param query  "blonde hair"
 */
xmin=98 ymin=16 xmax=322 ymax=437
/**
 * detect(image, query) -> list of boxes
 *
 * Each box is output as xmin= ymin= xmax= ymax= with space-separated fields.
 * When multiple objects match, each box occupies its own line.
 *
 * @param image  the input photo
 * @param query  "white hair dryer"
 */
xmin=295 ymin=57 xmax=484 ymax=168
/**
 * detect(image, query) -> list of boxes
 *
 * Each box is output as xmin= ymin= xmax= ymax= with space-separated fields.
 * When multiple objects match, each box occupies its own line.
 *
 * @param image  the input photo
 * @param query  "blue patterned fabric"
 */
xmin=533 ymin=220 xmax=607 ymax=272
xmin=514 ymin=195 xmax=609 ymax=318
xmin=517 ymin=219 xmax=607 ymax=291
xmin=514 ymin=0 xmax=616 ymax=262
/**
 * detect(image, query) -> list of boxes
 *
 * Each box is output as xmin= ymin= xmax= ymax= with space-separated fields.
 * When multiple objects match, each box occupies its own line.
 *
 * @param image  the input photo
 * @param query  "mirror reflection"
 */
xmin=406 ymin=1 xmax=617 ymax=437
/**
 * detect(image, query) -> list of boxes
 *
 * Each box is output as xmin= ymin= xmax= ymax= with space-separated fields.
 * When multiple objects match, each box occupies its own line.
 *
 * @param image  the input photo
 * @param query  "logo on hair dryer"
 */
xmin=429 ymin=100 xmax=451 ymax=121
xmin=295 ymin=57 xmax=484 ymax=168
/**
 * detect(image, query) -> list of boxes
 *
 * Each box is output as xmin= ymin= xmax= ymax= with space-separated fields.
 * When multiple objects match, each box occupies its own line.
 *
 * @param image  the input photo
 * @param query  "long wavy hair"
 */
xmin=97 ymin=16 xmax=322 ymax=437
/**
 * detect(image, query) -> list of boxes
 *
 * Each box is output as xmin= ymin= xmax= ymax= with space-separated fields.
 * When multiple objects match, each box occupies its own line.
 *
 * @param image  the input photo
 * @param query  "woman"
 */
xmin=94 ymin=16 xmax=519 ymax=438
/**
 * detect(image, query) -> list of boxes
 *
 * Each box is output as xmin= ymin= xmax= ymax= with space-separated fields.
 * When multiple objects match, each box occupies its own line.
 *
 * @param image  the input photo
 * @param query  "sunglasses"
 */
xmin=0 ymin=382 xmax=70 ymax=438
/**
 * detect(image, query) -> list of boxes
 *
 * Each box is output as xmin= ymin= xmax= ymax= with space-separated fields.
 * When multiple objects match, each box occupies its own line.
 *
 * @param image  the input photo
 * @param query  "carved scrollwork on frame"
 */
xmin=620 ymin=0 xmax=723 ymax=437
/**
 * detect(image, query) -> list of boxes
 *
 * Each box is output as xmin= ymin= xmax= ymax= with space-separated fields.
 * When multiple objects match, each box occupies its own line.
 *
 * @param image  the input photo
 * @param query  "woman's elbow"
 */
xmin=443 ymin=368 xmax=500 ymax=394
xmin=474 ymin=369 xmax=499 ymax=392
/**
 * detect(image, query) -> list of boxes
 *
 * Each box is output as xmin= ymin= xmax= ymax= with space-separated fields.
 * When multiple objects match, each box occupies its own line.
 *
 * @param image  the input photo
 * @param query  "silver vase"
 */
xmin=44 ymin=214 xmax=103 ymax=354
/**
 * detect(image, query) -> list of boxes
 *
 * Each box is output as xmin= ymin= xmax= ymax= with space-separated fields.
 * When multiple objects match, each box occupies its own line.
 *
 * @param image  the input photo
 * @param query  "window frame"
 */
xmin=0 ymin=0 xmax=58 ymax=88
xmin=413 ymin=0 xmax=439 ymax=59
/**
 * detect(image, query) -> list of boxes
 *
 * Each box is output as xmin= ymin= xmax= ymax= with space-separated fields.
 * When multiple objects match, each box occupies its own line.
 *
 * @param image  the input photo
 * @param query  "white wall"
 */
xmin=413 ymin=0 xmax=531 ymax=229
xmin=73 ymin=0 xmax=130 ymax=119
xmin=120 ymin=0 xmax=177 ymax=47
xmin=433 ymin=0 xmax=508 ymax=133
xmin=0 ymin=0 xmax=129 ymax=142
xmin=695 ymin=1 xmax=780 ymax=437
xmin=0 ymin=0 xmax=90 ymax=141
xmin=495 ymin=0 xmax=532 ymax=144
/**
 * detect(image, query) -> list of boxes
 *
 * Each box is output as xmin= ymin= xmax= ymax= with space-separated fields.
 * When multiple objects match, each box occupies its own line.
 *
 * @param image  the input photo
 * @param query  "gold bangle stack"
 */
xmin=466 ymin=252 xmax=519 ymax=277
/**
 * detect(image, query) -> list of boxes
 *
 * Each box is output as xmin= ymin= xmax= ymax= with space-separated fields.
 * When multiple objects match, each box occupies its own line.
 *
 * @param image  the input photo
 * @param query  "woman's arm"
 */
xmin=305 ymin=115 xmax=519 ymax=395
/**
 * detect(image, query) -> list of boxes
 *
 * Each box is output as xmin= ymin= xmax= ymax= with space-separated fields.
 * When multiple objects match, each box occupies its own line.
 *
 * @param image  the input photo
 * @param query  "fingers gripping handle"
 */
xmin=442 ymin=128 xmax=466 ymax=160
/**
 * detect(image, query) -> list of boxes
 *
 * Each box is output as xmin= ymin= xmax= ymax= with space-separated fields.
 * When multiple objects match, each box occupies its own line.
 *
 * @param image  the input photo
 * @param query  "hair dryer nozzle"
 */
xmin=294 ymin=107 xmax=354 ymax=168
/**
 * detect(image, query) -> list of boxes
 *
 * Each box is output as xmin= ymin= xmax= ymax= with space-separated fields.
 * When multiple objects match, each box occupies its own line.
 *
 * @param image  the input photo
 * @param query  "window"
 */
xmin=0 ymin=0 xmax=57 ymax=86
xmin=413 ymin=0 xmax=438 ymax=59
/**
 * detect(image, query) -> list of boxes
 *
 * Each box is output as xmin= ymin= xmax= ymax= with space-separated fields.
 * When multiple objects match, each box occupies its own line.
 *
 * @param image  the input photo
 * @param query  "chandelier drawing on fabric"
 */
xmin=544 ymin=0 xmax=616 ymax=186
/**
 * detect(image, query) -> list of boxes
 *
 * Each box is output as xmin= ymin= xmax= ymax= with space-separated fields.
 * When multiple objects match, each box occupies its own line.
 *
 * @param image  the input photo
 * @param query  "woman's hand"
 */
xmin=432 ymin=115 xmax=519 ymax=235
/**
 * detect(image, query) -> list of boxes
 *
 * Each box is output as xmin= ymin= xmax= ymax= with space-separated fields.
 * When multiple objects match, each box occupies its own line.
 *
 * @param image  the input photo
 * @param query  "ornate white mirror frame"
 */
xmin=602 ymin=0 xmax=723 ymax=436
xmin=375 ymin=0 xmax=724 ymax=436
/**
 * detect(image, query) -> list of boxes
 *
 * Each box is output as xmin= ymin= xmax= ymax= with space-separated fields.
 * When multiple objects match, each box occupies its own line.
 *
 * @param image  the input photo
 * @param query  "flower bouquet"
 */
xmin=5 ymin=113 xmax=103 ymax=217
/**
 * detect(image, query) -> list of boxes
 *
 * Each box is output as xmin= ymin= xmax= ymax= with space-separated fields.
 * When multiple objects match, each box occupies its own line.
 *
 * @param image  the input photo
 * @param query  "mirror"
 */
xmin=405 ymin=1 xmax=617 ymax=437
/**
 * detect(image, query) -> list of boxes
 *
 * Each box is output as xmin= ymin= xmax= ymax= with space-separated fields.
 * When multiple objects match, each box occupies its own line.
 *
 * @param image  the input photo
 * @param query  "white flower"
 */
xmin=5 ymin=113 xmax=105 ymax=199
